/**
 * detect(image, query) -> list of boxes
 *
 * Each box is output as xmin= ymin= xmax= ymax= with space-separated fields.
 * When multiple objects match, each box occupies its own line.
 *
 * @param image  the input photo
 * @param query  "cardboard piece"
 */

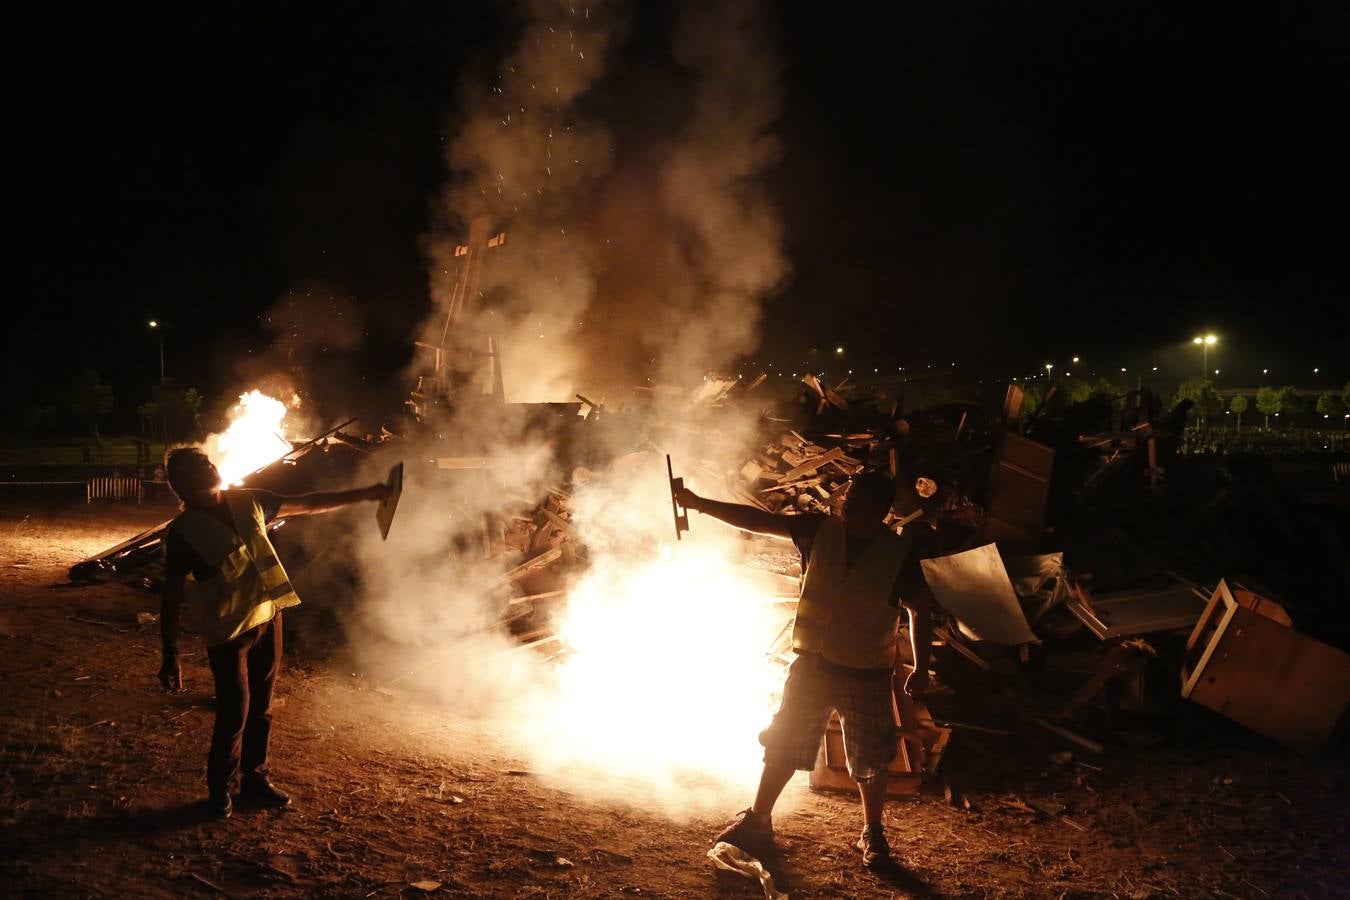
xmin=921 ymin=543 xmax=1037 ymax=645
xmin=376 ymin=462 xmax=404 ymax=540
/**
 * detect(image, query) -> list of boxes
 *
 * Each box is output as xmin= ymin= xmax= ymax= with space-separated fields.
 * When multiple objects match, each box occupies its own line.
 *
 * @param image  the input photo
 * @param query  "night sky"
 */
xmin=8 ymin=2 xmax=1348 ymax=428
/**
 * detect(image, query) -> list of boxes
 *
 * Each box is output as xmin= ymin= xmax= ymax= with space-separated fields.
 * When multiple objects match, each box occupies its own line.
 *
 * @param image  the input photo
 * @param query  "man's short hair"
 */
xmin=851 ymin=469 xmax=896 ymax=508
xmin=165 ymin=447 xmax=211 ymax=498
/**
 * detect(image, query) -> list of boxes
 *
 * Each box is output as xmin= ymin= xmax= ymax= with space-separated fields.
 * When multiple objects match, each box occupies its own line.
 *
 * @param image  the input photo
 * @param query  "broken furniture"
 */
xmin=1182 ymin=579 xmax=1350 ymax=752
xmin=1066 ymin=581 xmax=1210 ymax=640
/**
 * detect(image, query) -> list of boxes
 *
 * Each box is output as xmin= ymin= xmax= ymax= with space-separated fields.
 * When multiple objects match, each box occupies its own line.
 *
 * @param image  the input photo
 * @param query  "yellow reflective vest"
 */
xmin=168 ymin=491 xmax=300 ymax=647
xmin=792 ymin=517 xmax=912 ymax=669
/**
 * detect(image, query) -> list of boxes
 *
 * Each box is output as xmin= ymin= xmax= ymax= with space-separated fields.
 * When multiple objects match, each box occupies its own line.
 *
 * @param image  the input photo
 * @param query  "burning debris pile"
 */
xmin=70 ymin=359 xmax=1350 ymax=813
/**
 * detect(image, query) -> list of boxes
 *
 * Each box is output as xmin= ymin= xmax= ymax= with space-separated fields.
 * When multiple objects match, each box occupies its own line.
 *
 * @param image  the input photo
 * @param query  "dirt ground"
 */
xmin=2 ymin=501 xmax=1347 ymax=898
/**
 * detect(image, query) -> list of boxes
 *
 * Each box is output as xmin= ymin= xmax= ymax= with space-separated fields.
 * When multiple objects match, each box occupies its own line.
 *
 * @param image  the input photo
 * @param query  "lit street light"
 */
xmin=147 ymin=319 xmax=167 ymax=446
xmin=1191 ymin=334 xmax=1217 ymax=378
xmin=147 ymin=320 xmax=165 ymax=382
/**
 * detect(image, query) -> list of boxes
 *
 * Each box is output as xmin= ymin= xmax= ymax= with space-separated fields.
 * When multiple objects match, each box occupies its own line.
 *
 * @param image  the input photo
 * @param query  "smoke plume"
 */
xmin=337 ymin=0 xmax=794 ymax=816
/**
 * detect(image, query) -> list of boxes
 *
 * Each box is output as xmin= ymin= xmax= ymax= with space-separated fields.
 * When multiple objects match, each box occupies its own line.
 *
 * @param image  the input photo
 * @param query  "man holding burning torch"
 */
xmin=675 ymin=469 xmax=935 ymax=870
xmin=158 ymin=447 xmax=391 ymax=818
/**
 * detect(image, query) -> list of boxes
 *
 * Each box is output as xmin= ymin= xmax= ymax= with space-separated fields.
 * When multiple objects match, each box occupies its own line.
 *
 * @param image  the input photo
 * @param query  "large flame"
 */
xmin=540 ymin=542 xmax=790 ymax=789
xmin=209 ymin=390 xmax=296 ymax=486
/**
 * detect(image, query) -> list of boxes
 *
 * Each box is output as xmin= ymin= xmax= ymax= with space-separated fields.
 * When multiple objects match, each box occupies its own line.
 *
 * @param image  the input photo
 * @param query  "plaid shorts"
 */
xmin=759 ymin=652 xmax=897 ymax=782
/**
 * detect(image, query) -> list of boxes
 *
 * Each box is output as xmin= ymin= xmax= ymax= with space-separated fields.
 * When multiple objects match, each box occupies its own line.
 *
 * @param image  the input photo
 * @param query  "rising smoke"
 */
xmin=420 ymin=0 xmax=786 ymax=402
xmin=338 ymin=0 xmax=794 ymax=814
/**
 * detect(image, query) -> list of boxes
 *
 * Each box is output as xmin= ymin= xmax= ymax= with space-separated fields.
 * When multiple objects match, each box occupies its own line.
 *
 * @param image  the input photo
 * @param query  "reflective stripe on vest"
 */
xmin=169 ymin=491 xmax=300 ymax=646
xmin=792 ymin=518 xmax=911 ymax=669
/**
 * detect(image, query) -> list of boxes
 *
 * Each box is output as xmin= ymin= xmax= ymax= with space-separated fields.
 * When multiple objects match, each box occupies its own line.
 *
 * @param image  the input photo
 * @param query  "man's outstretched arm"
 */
xmin=904 ymin=590 xmax=933 ymax=696
xmin=275 ymin=483 xmax=389 ymax=518
xmin=675 ymin=487 xmax=795 ymax=539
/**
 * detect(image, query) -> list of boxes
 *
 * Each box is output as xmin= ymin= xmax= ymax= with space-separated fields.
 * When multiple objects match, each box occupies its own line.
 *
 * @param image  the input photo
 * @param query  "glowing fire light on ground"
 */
xmin=208 ymin=390 xmax=296 ymax=485
xmin=542 ymin=542 xmax=790 ymax=791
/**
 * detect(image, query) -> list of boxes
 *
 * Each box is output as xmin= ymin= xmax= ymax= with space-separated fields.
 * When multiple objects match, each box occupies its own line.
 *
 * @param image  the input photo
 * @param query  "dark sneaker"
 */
xmin=207 ymin=788 xmax=233 ymax=819
xmin=856 ymin=825 xmax=891 ymax=869
xmin=240 ymin=775 xmax=291 ymax=808
xmin=714 ymin=809 xmax=775 ymax=861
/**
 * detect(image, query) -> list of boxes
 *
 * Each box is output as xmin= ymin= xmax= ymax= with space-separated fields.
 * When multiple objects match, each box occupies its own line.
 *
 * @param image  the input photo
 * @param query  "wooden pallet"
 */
xmin=809 ymin=674 xmax=951 ymax=798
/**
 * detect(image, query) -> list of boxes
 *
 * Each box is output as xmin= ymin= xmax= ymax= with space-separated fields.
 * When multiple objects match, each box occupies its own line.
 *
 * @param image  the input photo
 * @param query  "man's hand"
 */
xmin=158 ymin=650 xmax=183 ymax=692
xmin=903 ymin=667 xmax=929 ymax=698
xmin=674 ymin=486 xmax=703 ymax=512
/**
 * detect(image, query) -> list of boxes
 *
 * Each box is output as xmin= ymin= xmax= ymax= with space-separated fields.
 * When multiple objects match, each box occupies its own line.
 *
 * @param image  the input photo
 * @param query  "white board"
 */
xmin=920 ymin=543 xmax=1036 ymax=645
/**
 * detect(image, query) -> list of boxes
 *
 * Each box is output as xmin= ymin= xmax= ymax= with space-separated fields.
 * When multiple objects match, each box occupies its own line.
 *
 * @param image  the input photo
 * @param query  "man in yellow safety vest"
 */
xmin=158 ymin=446 xmax=390 ymax=818
xmin=676 ymin=469 xmax=935 ymax=870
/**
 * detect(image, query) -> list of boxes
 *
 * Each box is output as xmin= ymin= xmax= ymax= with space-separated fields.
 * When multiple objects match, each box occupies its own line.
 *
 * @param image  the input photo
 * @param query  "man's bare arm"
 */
xmin=159 ymin=574 xmax=186 ymax=691
xmin=276 ymin=483 xmax=387 ymax=518
xmin=904 ymin=590 xmax=933 ymax=695
xmin=675 ymin=488 xmax=795 ymax=539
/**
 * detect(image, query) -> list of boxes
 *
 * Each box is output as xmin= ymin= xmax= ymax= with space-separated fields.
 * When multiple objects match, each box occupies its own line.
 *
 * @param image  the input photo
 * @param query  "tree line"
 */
xmin=1172 ymin=379 xmax=1350 ymax=430
xmin=18 ymin=369 xmax=204 ymax=443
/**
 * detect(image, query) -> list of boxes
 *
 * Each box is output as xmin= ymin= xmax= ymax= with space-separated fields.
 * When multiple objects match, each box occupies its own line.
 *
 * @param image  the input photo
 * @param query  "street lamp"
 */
xmin=148 ymin=320 xmax=165 ymax=382
xmin=147 ymin=320 xmax=167 ymax=447
xmin=1045 ymin=363 xmax=1053 ymax=379
xmin=1192 ymin=334 xmax=1217 ymax=379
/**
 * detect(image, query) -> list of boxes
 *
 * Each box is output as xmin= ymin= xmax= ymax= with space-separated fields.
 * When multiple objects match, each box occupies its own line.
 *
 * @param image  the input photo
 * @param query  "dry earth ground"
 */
xmin=1 ymin=501 xmax=1347 ymax=898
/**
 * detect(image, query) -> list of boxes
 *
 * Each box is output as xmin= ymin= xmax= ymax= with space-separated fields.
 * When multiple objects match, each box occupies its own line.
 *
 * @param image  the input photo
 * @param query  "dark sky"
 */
xmin=8 ymin=2 xmax=1348 ymax=427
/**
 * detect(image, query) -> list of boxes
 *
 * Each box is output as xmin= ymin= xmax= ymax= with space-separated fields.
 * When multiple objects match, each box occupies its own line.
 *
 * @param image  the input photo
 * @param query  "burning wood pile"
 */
xmin=71 ymin=368 xmax=1350 ymax=805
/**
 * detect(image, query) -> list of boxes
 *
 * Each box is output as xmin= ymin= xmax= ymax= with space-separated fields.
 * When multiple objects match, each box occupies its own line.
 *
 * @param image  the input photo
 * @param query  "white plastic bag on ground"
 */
xmin=707 ymin=841 xmax=788 ymax=900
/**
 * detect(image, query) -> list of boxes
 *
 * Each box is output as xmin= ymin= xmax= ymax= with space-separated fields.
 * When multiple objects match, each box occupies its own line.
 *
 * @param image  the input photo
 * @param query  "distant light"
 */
xmin=1121 ymin=367 xmax=1127 ymax=373
xmin=835 ymin=346 xmax=844 ymax=355
xmin=1263 ymin=369 xmax=1268 ymax=375
xmin=1214 ymin=369 xmax=1220 ymax=375
xmin=1072 ymin=356 xmax=1080 ymax=364
xmin=1152 ymin=367 xmax=1158 ymax=371
xmin=1206 ymin=335 xmax=1217 ymax=345
xmin=1192 ymin=337 xmax=1203 ymax=345
xmin=1314 ymin=367 xmax=1320 ymax=374
xmin=148 ymin=320 xmax=159 ymax=328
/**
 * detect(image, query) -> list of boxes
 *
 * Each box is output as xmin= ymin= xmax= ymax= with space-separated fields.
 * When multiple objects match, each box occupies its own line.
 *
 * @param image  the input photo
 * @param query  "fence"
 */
xmin=86 ymin=476 xmax=144 ymax=503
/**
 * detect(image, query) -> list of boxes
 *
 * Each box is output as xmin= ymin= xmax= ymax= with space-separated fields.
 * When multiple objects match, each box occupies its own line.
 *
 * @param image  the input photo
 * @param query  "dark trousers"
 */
xmin=205 ymin=611 xmax=283 ymax=791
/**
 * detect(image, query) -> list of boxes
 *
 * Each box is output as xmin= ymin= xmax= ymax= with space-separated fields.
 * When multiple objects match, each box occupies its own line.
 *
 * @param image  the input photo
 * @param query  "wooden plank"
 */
xmin=778 ymin=447 xmax=845 ymax=482
xmin=506 ymin=590 xmax=567 ymax=607
xmin=487 ymin=548 xmax=562 ymax=590
xmin=438 ymin=456 xmax=494 ymax=470
xmin=1033 ymin=717 xmax=1104 ymax=754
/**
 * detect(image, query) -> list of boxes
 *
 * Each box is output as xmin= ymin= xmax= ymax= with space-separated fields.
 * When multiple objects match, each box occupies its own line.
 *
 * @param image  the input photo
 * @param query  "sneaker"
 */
xmin=207 ymin=788 xmax=233 ymax=819
xmin=714 ymin=809 xmax=775 ymax=861
xmin=856 ymin=825 xmax=890 ymax=869
xmin=240 ymin=775 xmax=291 ymax=808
